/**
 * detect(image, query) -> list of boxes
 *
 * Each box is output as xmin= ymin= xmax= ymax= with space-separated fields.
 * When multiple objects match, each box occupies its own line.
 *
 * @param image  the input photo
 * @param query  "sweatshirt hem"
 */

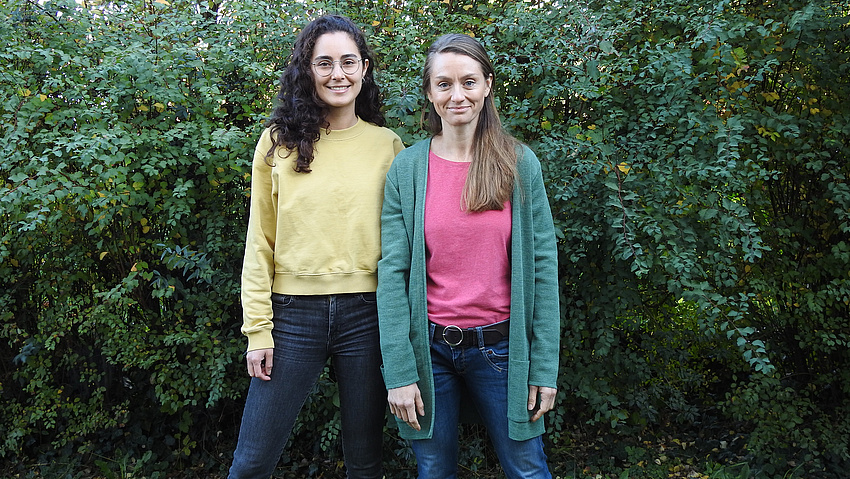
xmin=272 ymin=271 xmax=378 ymax=295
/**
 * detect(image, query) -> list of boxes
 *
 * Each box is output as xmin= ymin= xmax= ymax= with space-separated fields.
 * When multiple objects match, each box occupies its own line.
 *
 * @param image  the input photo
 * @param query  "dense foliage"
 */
xmin=1 ymin=0 xmax=848 ymax=477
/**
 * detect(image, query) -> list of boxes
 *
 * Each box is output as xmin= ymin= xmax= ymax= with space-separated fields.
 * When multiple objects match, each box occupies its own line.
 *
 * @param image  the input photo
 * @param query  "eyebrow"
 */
xmin=313 ymin=53 xmax=359 ymax=60
xmin=433 ymin=73 xmax=481 ymax=81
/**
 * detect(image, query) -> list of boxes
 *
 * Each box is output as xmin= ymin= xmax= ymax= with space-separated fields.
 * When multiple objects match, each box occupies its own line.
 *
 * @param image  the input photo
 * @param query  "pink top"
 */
xmin=424 ymin=151 xmax=512 ymax=328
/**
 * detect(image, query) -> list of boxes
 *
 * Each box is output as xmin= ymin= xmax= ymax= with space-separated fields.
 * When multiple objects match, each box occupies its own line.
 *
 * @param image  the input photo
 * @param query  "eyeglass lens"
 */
xmin=313 ymin=59 xmax=361 ymax=76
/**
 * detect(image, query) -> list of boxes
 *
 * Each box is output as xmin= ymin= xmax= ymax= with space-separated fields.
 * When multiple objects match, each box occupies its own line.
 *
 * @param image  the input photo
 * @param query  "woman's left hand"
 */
xmin=528 ymin=385 xmax=557 ymax=422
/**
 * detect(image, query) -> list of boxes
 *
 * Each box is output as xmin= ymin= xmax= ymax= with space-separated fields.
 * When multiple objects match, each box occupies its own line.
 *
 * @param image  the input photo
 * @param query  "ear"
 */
xmin=485 ymin=73 xmax=493 ymax=97
xmin=362 ymin=58 xmax=370 ymax=76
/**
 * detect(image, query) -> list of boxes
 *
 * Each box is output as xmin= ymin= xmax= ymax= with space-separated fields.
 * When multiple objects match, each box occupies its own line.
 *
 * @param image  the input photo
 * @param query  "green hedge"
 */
xmin=2 ymin=0 xmax=848 ymax=477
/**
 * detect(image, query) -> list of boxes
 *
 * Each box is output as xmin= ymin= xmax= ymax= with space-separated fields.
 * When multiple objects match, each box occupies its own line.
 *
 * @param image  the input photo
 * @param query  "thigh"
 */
xmin=410 ymin=340 xmax=463 ymax=479
xmin=228 ymin=295 xmax=331 ymax=479
xmin=464 ymin=338 xmax=550 ymax=479
xmin=330 ymin=293 xmax=386 ymax=478
xmin=272 ymin=294 xmax=331 ymax=363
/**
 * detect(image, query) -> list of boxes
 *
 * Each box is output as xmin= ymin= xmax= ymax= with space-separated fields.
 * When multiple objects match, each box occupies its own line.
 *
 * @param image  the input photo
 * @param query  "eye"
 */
xmin=464 ymin=79 xmax=476 ymax=87
xmin=436 ymin=82 xmax=450 ymax=90
xmin=315 ymin=60 xmax=333 ymax=68
xmin=342 ymin=59 xmax=358 ymax=67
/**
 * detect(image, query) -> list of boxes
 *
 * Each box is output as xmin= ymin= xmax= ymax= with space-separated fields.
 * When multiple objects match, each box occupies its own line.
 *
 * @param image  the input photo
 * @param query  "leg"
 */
xmin=329 ymin=293 xmax=386 ymax=479
xmin=228 ymin=294 xmax=331 ymax=479
xmin=410 ymin=338 xmax=463 ymax=479
xmin=464 ymin=337 xmax=551 ymax=479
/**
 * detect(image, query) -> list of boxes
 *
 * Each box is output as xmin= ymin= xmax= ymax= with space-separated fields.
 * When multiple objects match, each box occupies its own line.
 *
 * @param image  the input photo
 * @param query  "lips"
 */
xmin=328 ymin=85 xmax=351 ymax=92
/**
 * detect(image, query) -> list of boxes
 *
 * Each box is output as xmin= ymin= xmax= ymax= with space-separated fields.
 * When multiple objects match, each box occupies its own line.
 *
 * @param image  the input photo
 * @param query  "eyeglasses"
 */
xmin=311 ymin=58 xmax=363 ymax=77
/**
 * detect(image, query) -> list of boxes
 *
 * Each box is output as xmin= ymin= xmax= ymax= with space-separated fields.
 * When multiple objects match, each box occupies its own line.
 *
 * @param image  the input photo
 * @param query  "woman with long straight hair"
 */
xmin=229 ymin=14 xmax=403 ymax=479
xmin=377 ymin=33 xmax=560 ymax=478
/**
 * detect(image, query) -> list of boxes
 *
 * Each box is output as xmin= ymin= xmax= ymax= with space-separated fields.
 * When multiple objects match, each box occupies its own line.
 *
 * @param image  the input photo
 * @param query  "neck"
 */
xmin=325 ymin=107 xmax=358 ymax=131
xmin=432 ymin=127 xmax=475 ymax=163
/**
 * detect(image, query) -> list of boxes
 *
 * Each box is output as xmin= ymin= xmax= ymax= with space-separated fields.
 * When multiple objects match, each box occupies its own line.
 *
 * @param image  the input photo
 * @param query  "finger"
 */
xmin=252 ymin=358 xmax=271 ymax=381
xmin=531 ymin=388 xmax=557 ymax=422
xmin=539 ymin=389 xmax=556 ymax=412
xmin=264 ymin=351 xmax=273 ymax=376
xmin=415 ymin=391 xmax=425 ymax=416
xmin=527 ymin=385 xmax=539 ymax=411
xmin=531 ymin=407 xmax=545 ymax=422
xmin=406 ymin=405 xmax=420 ymax=431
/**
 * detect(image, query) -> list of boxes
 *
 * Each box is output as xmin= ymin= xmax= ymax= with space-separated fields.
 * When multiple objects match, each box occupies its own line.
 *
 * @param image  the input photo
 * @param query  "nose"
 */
xmin=330 ymin=62 xmax=345 ymax=79
xmin=450 ymin=84 xmax=464 ymax=102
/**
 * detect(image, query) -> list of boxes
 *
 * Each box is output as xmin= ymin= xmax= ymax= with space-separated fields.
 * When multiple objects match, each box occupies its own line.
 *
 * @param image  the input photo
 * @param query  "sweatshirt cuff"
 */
xmin=246 ymin=330 xmax=274 ymax=352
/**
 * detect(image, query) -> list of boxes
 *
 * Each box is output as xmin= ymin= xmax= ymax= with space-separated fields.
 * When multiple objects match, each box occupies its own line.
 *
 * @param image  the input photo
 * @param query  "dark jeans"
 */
xmin=228 ymin=293 xmax=385 ymax=479
xmin=410 ymin=324 xmax=551 ymax=479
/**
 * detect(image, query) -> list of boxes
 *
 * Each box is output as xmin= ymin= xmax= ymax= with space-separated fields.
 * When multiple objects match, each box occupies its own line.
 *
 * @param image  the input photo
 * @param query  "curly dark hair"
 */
xmin=265 ymin=15 xmax=386 ymax=172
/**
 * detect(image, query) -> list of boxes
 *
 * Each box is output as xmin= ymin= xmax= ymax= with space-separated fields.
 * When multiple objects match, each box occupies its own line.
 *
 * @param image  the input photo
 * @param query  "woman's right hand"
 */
xmin=388 ymin=384 xmax=425 ymax=431
xmin=246 ymin=348 xmax=274 ymax=381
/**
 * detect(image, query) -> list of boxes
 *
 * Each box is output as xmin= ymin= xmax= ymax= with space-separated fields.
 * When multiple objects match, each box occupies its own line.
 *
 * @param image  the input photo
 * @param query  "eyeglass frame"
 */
xmin=310 ymin=57 xmax=365 ymax=77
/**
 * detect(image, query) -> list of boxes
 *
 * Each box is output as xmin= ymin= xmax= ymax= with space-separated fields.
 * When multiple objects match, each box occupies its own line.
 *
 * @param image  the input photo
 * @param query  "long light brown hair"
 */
xmin=422 ymin=33 xmax=518 ymax=212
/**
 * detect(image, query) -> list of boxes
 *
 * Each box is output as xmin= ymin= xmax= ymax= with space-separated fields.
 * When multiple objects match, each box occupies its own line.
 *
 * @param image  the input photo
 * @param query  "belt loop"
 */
xmin=476 ymin=326 xmax=486 ymax=350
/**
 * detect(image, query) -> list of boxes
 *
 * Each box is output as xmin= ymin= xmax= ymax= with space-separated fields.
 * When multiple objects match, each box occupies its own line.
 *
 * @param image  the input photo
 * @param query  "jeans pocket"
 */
xmin=481 ymin=338 xmax=509 ymax=373
xmin=357 ymin=292 xmax=377 ymax=304
xmin=271 ymin=293 xmax=294 ymax=307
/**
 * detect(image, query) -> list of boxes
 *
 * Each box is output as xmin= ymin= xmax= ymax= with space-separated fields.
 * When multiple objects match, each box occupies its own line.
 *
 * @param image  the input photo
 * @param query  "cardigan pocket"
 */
xmin=507 ymin=358 xmax=531 ymax=422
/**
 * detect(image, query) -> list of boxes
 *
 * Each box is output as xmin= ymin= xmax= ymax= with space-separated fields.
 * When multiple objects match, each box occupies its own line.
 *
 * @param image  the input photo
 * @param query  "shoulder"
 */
xmin=362 ymin=121 xmax=403 ymax=143
xmin=386 ymin=138 xmax=430 ymax=184
xmin=255 ymin=127 xmax=274 ymax=150
xmin=515 ymin=144 xmax=541 ymax=176
xmin=392 ymin=138 xmax=430 ymax=165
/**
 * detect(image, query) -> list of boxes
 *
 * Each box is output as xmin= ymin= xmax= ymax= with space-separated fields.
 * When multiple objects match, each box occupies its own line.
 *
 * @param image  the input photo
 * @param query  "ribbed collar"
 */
xmin=320 ymin=117 xmax=365 ymax=142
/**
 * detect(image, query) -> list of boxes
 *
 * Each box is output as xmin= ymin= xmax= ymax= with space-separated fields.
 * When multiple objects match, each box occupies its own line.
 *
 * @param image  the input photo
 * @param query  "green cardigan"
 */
xmin=377 ymin=138 xmax=560 ymax=441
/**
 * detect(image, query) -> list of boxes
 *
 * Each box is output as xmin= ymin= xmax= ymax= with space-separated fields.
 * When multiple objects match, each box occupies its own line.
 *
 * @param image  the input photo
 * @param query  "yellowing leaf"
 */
xmin=39 ymin=94 xmax=47 ymax=102
xmin=587 ymin=124 xmax=597 ymax=130
xmin=10 ymin=259 xmax=18 ymax=267
xmin=154 ymin=102 xmax=165 ymax=112
xmin=142 ymin=226 xmax=151 ymax=233
xmin=617 ymin=162 xmax=631 ymax=174
xmin=137 ymin=104 xmax=149 ymax=112
xmin=131 ymin=263 xmax=138 ymax=272
xmin=20 ymin=88 xmax=32 ymax=97
xmin=154 ymin=0 xmax=170 ymax=4
xmin=371 ymin=20 xmax=380 ymax=26
xmin=99 ymin=251 xmax=109 ymax=260
xmin=140 ymin=217 xmax=148 ymax=226
xmin=463 ymin=4 xmax=472 ymax=10
xmin=541 ymin=120 xmax=552 ymax=131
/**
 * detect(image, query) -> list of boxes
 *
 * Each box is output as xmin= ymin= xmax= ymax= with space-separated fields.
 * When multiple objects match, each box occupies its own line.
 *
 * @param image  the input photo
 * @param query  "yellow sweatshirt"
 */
xmin=240 ymin=118 xmax=404 ymax=351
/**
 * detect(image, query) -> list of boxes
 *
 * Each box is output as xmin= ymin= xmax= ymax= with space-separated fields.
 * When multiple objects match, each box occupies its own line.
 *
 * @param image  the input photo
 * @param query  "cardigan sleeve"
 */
xmin=525 ymin=149 xmax=561 ymax=388
xmin=377 ymin=159 xmax=421 ymax=389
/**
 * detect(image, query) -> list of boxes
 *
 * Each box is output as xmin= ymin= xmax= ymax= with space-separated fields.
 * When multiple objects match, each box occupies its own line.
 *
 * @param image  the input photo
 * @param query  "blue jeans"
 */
xmin=228 ymin=293 xmax=385 ymax=479
xmin=410 ymin=324 xmax=551 ymax=479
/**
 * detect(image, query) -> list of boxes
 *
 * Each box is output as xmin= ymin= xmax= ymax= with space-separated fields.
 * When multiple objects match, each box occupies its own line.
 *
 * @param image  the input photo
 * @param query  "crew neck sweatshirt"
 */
xmin=241 ymin=118 xmax=404 ymax=351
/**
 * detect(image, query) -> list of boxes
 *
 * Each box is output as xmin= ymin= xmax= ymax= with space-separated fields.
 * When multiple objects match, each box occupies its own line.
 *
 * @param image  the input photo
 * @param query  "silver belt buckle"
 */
xmin=442 ymin=325 xmax=464 ymax=346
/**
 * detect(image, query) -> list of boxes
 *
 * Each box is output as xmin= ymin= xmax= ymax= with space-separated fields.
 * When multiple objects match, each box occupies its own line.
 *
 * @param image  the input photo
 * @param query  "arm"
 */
xmin=377 ymin=164 xmax=420 ymax=388
xmin=377 ymin=160 xmax=424 ymax=424
xmin=525 ymin=150 xmax=561 ymax=406
xmin=240 ymin=131 xmax=278 ymax=369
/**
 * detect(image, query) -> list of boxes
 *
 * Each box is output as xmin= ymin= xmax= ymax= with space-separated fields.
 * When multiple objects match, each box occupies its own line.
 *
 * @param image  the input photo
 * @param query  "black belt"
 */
xmin=432 ymin=321 xmax=509 ymax=347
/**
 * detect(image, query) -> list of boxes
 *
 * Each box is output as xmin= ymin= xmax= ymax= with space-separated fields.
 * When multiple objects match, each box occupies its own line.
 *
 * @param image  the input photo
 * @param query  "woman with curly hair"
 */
xmin=228 ymin=15 xmax=403 ymax=479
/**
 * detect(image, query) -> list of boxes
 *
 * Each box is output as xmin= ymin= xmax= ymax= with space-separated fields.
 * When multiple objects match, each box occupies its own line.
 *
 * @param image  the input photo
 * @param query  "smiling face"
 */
xmin=426 ymin=52 xmax=492 ymax=131
xmin=311 ymin=31 xmax=369 ymax=119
